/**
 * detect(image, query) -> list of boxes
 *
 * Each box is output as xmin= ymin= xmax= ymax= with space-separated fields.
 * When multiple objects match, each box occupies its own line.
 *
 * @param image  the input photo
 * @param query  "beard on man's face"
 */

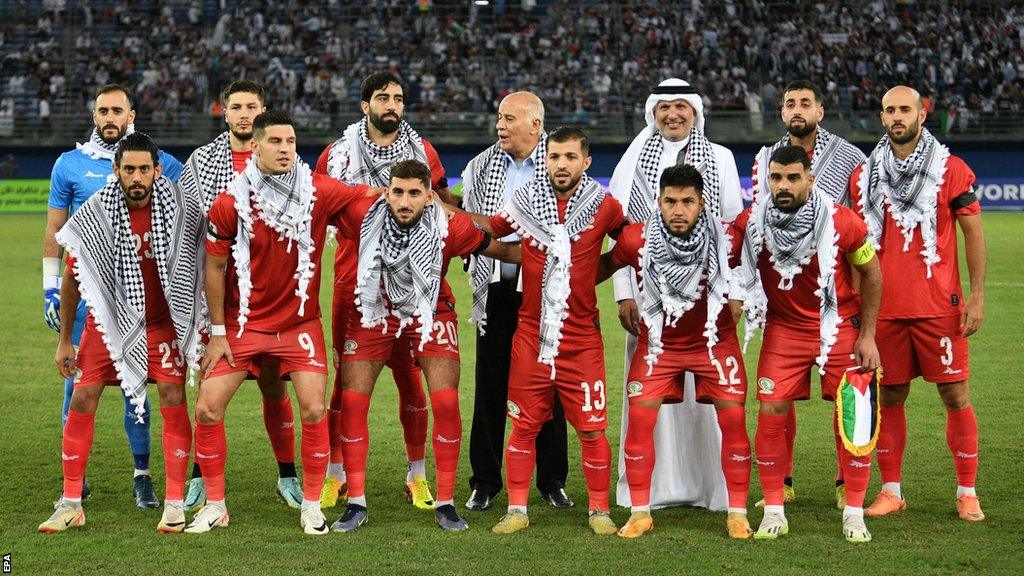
xmin=370 ymin=110 xmax=401 ymax=135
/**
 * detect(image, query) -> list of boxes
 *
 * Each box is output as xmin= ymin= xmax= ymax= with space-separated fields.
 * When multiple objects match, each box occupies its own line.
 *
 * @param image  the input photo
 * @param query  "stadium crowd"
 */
xmin=2 ymin=0 xmax=1023 ymax=127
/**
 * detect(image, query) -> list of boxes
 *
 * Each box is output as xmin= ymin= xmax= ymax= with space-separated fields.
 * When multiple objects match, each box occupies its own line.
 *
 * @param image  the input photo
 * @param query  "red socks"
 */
xmin=579 ymin=433 xmax=611 ymax=513
xmin=623 ymin=405 xmax=658 ymax=508
xmin=161 ymin=404 xmax=192 ymax=501
xmin=339 ymin=390 xmax=371 ymax=499
xmin=946 ymin=405 xmax=979 ymax=488
xmin=755 ymin=412 xmax=788 ymax=507
xmin=877 ymin=404 xmax=907 ymax=484
xmin=784 ymin=406 xmax=797 ymax=479
xmin=429 ymin=389 xmax=461 ymax=503
xmin=194 ymin=421 xmax=227 ymax=501
xmin=327 ymin=380 xmax=344 ymax=467
xmin=717 ymin=406 xmax=751 ymax=510
xmin=504 ymin=424 xmax=537 ymax=507
xmin=300 ymin=417 xmax=329 ymax=501
xmin=261 ymin=395 xmax=295 ymax=464
xmin=394 ymin=366 xmax=428 ymax=462
xmin=62 ymin=410 xmax=96 ymax=499
xmin=832 ymin=412 xmax=869 ymax=507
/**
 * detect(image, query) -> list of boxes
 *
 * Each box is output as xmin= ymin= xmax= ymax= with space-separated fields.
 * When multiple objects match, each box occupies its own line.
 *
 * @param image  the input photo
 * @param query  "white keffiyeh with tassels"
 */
xmin=858 ymin=127 xmax=948 ymax=278
xmin=752 ymin=126 xmax=866 ymax=207
xmin=326 ymin=118 xmax=428 ymax=187
xmin=461 ymin=135 xmax=547 ymax=333
xmin=55 ymin=177 xmax=205 ymax=421
xmin=639 ymin=210 xmax=732 ymax=375
xmin=503 ymin=174 xmax=604 ymax=378
xmin=626 ymin=128 xmax=722 ymax=222
xmin=228 ymin=159 xmax=317 ymax=336
xmin=181 ymin=131 xmax=237 ymax=211
xmin=75 ymin=124 xmax=136 ymax=161
xmin=740 ymin=191 xmax=841 ymax=373
xmin=355 ymin=197 xmax=448 ymax=351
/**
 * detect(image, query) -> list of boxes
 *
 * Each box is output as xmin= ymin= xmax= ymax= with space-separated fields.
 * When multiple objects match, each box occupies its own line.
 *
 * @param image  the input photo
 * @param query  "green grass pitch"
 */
xmin=1 ymin=213 xmax=1021 ymax=575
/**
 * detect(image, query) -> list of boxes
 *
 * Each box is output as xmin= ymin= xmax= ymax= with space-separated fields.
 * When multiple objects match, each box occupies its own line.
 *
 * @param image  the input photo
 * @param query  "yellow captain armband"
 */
xmin=847 ymin=241 xmax=876 ymax=266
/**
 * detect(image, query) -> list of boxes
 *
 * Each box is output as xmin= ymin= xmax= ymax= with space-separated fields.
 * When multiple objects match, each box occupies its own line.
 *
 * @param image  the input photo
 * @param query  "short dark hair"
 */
xmin=547 ymin=125 xmax=590 ymax=156
xmin=252 ymin=111 xmax=294 ymax=138
xmin=659 ymin=164 xmax=704 ymax=194
xmin=96 ymin=84 xmax=133 ymax=108
xmin=769 ymin=145 xmax=811 ymax=170
xmin=360 ymin=72 xmax=406 ymax=103
xmin=114 ymin=132 xmax=159 ymax=165
xmin=222 ymin=80 xmax=266 ymax=106
xmin=782 ymin=79 xmax=824 ymax=105
xmin=390 ymin=159 xmax=432 ymax=190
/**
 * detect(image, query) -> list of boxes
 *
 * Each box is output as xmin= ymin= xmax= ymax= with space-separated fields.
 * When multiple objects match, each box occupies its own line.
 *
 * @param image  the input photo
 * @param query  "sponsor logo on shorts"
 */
xmin=506 ymin=401 xmax=521 ymax=419
xmin=61 ymin=452 xmax=79 ymax=462
xmin=724 ymin=385 xmax=744 ymax=396
xmin=586 ymin=414 xmax=606 ymax=424
xmin=626 ymin=381 xmax=644 ymax=398
xmin=171 ymin=449 xmax=189 ymax=460
xmin=169 ymin=369 xmax=183 ymax=377
xmin=434 ymin=434 xmax=459 ymax=444
xmin=444 ymin=299 xmax=455 ymax=311
xmin=308 ymin=359 xmax=326 ymax=368
xmin=507 ymin=445 xmax=532 ymax=454
xmin=757 ymin=377 xmax=775 ymax=395
xmin=944 ymin=366 xmax=963 ymax=375
xmin=951 ymin=293 xmax=960 ymax=307
xmin=343 ymin=340 xmax=358 ymax=355
xmin=729 ymin=453 xmax=751 ymax=462
xmin=195 ymin=452 xmax=219 ymax=460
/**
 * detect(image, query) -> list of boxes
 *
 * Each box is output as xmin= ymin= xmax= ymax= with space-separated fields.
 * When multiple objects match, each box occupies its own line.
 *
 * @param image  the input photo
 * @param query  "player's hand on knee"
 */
xmin=43 ymin=282 xmax=61 ymax=332
xmin=201 ymin=335 xmax=234 ymax=376
xmin=617 ymin=298 xmax=639 ymax=336
xmin=960 ymin=295 xmax=984 ymax=337
xmin=854 ymin=335 xmax=880 ymax=372
xmin=54 ymin=341 xmax=76 ymax=379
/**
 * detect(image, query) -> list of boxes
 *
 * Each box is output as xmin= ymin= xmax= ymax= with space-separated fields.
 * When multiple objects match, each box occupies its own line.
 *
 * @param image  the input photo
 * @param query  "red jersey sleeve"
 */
xmin=834 ymin=205 xmax=871 ymax=254
xmin=205 ymin=193 xmax=238 ymax=257
xmin=944 ymin=156 xmax=980 ymax=216
xmin=314 ymin=143 xmax=333 ymax=176
xmin=489 ymin=212 xmax=515 ymax=238
xmin=611 ymin=223 xmax=643 ymax=270
xmin=444 ymin=211 xmax=487 ymax=259
xmin=314 ymin=173 xmax=371 ymax=222
xmin=727 ymin=207 xmax=752 ymax=267
xmin=599 ymin=193 xmax=626 ymax=239
xmin=331 ymin=196 xmax=376 ymax=241
xmin=422 ymin=139 xmax=447 ymax=190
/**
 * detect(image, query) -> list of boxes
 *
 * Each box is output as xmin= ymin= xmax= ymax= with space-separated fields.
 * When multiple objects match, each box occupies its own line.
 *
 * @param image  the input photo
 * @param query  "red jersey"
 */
xmin=315 ymin=137 xmax=447 ymax=302
xmin=205 ymin=172 xmax=369 ymax=332
xmin=68 ymin=202 xmax=170 ymax=329
xmin=332 ymin=196 xmax=486 ymax=313
xmin=490 ymin=194 xmax=625 ymax=339
xmin=849 ymin=155 xmax=979 ymax=319
xmin=611 ymin=223 xmax=736 ymax=351
xmin=230 ymin=149 xmax=251 ymax=173
xmin=730 ymin=204 xmax=869 ymax=329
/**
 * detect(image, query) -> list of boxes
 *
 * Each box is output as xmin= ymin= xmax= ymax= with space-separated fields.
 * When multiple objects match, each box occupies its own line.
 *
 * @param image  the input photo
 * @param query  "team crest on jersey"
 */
xmin=343 ymin=340 xmax=358 ymax=355
xmin=757 ymin=377 xmax=775 ymax=395
xmin=626 ymin=381 xmax=644 ymax=398
xmin=506 ymin=401 xmax=521 ymax=419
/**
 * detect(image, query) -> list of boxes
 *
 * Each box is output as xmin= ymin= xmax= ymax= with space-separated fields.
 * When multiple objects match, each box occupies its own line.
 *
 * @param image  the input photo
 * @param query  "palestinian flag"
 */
xmin=835 ymin=368 xmax=881 ymax=457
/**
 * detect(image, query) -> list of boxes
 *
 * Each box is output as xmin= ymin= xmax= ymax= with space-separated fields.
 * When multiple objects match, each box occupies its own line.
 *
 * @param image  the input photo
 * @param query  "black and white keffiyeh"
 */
xmin=858 ymin=127 xmax=948 ymax=278
xmin=326 ymin=118 xmax=428 ymax=187
xmin=181 ymin=131 xmax=236 ymax=211
xmin=461 ymin=135 xmax=547 ymax=333
xmin=740 ymin=190 xmax=841 ymax=373
xmin=55 ymin=177 xmax=205 ymax=420
xmin=627 ymin=128 xmax=722 ymax=222
xmin=751 ymin=126 xmax=866 ymax=207
xmin=354 ymin=197 xmax=449 ymax=350
xmin=228 ymin=158 xmax=317 ymax=336
xmin=503 ymin=173 xmax=604 ymax=378
xmin=76 ymin=124 xmax=136 ymax=161
xmin=639 ymin=210 xmax=731 ymax=374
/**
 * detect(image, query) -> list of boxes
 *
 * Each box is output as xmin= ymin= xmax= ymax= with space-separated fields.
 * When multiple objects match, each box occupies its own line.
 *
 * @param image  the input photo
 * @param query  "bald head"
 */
xmin=880 ymin=85 xmax=927 ymax=147
xmin=496 ymin=91 xmax=545 ymax=160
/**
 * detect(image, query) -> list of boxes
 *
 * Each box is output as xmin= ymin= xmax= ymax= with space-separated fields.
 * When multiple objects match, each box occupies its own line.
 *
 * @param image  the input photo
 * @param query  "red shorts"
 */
xmin=506 ymin=330 xmax=608 ymax=432
xmin=339 ymin=300 xmax=461 ymax=364
xmin=206 ymin=318 xmax=328 ymax=379
xmin=75 ymin=321 xmax=185 ymax=387
xmin=877 ymin=316 xmax=969 ymax=384
xmin=627 ymin=332 xmax=747 ymax=405
xmin=755 ymin=321 xmax=860 ymax=402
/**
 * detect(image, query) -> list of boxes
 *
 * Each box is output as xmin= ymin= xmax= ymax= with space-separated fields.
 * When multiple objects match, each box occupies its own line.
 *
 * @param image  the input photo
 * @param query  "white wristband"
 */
xmin=210 ymin=324 xmax=227 ymax=336
xmin=44 ymin=275 xmax=61 ymax=291
xmin=43 ymin=257 xmax=61 ymax=281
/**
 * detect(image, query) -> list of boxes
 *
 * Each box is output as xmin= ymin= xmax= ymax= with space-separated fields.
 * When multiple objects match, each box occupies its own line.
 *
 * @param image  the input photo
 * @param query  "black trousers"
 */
xmin=468 ymin=280 xmax=569 ymax=496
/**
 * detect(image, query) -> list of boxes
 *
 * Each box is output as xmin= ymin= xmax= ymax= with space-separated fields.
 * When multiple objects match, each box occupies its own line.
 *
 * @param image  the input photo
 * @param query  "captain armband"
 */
xmin=846 ymin=241 xmax=876 ymax=266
